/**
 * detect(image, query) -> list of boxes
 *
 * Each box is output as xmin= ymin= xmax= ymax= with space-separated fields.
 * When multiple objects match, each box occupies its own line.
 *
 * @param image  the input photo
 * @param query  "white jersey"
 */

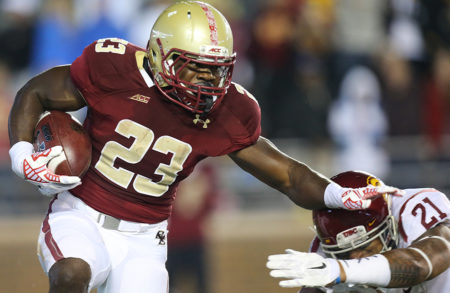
xmin=309 ymin=188 xmax=450 ymax=293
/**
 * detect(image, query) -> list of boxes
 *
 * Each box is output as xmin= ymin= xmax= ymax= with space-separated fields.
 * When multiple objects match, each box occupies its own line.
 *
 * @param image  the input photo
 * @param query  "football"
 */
xmin=33 ymin=111 xmax=92 ymax=177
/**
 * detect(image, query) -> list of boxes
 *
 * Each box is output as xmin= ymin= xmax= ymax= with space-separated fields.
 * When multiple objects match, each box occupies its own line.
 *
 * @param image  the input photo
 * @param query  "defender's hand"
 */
xmin=10 ymin=142 xmax=81 ymax=196
xmin=267 ymin=249 xmax=340 ymax=288
xmin=325 ymin=183 xmax=404 ymax=210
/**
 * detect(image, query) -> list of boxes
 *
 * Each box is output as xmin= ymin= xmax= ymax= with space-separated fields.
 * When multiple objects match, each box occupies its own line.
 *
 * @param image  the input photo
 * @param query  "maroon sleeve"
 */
xmin=70 ymin=41 xmax=104 ymax=104
xmin=218 ymin=82 xmax=261 ymax=154
xmin=233 ymin=85 xmax=261 ymax=146
xmin=70 ymin=38 xmax=145 ymax=107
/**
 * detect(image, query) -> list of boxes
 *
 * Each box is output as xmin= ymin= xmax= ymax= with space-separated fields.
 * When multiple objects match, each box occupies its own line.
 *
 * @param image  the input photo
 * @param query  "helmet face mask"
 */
xmin=313 ymin=171 xmax=399 ymax=259
xmin=158 ymin=44 xmax=235 ymax=113
xmin=148 ymin=1 xmax=236 ymax=114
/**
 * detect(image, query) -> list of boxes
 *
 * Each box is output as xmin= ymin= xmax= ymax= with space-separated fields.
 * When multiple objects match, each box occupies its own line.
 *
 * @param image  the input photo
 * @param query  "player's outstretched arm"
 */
xmin=8 ymin=65 xmax=86 ymax=145
xmin=229 ymin=137 xmax=402 ymax=210
xmin=229 ymin=136 xmax=330 ymax=209
xmin=267 ymin=224 xmax=450 ymax=289
xmin=337 ymin=223 xmax=450 ymax=288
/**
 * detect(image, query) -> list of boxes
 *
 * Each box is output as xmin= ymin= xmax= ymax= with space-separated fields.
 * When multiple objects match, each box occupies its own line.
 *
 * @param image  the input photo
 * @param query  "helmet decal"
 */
xmin=367 ymin=176 xmax=382 ymax=187
xmin=200 ymin=45 xmax=229 ymax=57
xmin=198 ymin=2 xmax=218 ymax=45
xmin=336 ymin=225 xmax=369 ymax=248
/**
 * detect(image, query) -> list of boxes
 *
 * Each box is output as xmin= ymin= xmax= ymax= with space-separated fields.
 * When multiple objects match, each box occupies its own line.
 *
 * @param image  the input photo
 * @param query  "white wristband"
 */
xmin=324 ymin=182 xmax=344 ymax=208
xmin=9 ymin=141 xmax=34 ymax=178
xmin=339 ymin=254 xmax=391 ymax=287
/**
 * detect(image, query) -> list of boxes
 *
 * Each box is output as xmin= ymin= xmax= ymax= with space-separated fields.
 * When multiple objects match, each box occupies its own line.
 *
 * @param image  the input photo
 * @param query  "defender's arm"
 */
xmin=382 ymin=223 xmax=450 ymax=287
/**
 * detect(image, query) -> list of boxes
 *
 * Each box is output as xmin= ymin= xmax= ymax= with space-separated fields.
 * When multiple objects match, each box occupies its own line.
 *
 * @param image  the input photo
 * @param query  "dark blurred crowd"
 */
xmin=244 ymin=0 xmax=449 ymax=155
xmin=0 ymin=0 xmax=449 ymax=165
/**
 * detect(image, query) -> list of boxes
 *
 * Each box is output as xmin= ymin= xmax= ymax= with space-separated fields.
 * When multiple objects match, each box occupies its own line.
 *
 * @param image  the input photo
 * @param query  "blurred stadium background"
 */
xmin=0 ymin=0 xmax=449 ymax=292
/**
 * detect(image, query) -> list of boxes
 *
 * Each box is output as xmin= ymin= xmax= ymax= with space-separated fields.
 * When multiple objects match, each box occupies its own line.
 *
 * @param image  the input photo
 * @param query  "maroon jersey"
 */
xmin=69 ymin=38 xmax=261 ymax=223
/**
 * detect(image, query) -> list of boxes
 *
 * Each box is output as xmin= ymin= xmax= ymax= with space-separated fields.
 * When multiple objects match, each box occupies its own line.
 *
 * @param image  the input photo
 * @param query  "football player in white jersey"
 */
xmin=267 ymin=171 xmax=450 ymax=292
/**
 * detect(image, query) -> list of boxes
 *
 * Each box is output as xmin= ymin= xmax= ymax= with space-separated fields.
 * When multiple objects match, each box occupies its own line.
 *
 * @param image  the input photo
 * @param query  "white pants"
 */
xmin=37 ymin=191 xmax=168 ymax=293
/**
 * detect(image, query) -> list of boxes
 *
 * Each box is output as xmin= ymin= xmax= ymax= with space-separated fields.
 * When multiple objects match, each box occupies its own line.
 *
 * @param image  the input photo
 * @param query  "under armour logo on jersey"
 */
xmin=156 ymin=230 xmax=166 ymax=245
xmin=193 ymin=114 xmax=210 ymax=128
xmin=129 ymin=94 xmax=150 ymax=104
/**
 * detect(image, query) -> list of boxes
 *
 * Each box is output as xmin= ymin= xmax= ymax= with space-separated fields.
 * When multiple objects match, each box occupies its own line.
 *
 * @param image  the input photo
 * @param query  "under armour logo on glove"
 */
xmin=24 ymin=149 xmax=61 ymax=183
xmin=9 ymin=142 xmax=81 ymax=197
xmin=342 ymin=185 xmax=404 ymax=210
xmin=324 ymin=182 xmax=404 ymax=210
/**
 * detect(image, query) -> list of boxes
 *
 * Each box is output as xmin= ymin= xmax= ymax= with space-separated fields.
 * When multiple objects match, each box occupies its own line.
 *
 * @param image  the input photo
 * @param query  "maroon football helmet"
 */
xmin=313 ymin=171 xmax=398 ymax=259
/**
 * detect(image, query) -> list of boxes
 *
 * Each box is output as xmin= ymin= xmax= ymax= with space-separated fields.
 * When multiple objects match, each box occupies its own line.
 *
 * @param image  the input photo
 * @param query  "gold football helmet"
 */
xmin=148 ymin=1 xmax=236 ymax=114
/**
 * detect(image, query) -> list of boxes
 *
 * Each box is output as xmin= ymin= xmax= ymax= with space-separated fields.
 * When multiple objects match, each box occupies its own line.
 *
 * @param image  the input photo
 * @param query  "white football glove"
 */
xmin=267 ymin=249 xmax=340 ymax=288
xmin=9 ymin=141 xmax=81 ymax=196
xmin=341 ymin=185 xmax=403 ymax=209
xmin=325 ymin=183 xmax=404 ymax=210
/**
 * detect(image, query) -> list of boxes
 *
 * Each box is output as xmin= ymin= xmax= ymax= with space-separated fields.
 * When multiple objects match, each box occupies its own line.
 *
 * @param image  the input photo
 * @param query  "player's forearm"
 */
xmin=383 ymin=248 xmax=430 ymax=287
xmin=339 ymin=252 xmax=429 ymax=287
xmin=384 ymin=233 xmax=450 ymax=287
xmin=229 ymin=137 xmax=332 ymax=209
xmin=339 ymin=233 xmax=450 ymax=288
xmin=284 ymin=161 xmax=331 ymax=209
xmin=9 ymin=82 xmax=46 ymax=145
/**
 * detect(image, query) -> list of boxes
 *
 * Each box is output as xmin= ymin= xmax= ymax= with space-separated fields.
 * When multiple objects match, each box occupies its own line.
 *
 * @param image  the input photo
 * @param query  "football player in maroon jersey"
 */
xmin=267 ymin=171 xmax=450 ymax=292
xmin=8 ymin=2 xmax=401 ymax=293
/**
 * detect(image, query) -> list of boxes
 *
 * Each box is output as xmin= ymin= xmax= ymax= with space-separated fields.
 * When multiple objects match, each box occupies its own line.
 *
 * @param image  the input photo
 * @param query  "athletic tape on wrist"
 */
xmin=9 ymin=141 xmax=34 ymax=157
xmin=324 ymin=182 xmax=344 ymax=209
xmin=408 ymin=247 xmax=433 ymax=279
xmin=339 ymin=254 xmax=391 ymax=287
xmin=325 ymin=258 xmax=341 ymax=285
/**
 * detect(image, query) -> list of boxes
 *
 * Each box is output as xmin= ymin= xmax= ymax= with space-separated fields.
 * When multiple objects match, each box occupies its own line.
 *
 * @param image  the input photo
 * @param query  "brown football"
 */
xmin=33 ymin=111 xmax=92 ymax=177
